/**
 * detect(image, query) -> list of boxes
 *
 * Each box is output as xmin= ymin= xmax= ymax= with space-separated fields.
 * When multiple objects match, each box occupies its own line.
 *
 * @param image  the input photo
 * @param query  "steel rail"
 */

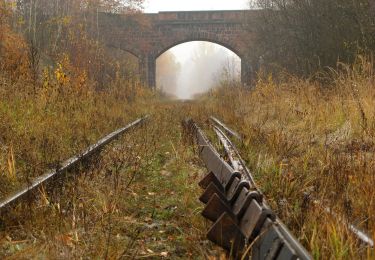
xmin=0 ymin=116 xmax=149 ymax=210
xmin=213 ymin=116 xmax=374 ymax=249
xmin=314 ymin=199 xmax=374 ymax=248
xmin=210 ymin=116 xmax=242 ymax=141
xmin=213 ymin=125 xmax=256 ymax=188
xmin=213 ymin=127 xmax=243 ymax=172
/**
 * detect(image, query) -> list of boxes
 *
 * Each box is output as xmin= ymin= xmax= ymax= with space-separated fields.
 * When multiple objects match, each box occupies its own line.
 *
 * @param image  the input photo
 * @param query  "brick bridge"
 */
xmin=98 ymin=10 xmax=259 ymax=88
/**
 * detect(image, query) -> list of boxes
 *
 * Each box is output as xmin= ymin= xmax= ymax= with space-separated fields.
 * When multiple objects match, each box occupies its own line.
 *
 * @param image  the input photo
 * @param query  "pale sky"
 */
xmin=144 ymin=0 xmax=249 ymax=13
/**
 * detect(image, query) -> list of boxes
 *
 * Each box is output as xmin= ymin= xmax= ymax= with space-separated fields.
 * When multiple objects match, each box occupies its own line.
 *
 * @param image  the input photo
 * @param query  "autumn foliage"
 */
xmin=0 ymin=0 xmax=150 ymax=197
xmin=0 ymin=2 xmax=30 ymax=80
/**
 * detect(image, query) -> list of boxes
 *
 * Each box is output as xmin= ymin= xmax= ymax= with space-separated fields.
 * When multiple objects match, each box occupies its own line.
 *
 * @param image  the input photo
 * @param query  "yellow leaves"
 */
xmin=53 ymin=54 xmax=89 ymax=94
xmin=55 ymin=63 xmax=69 ymax=85
xmin=62 ymin=16 xmax=71 ymax=26
xmin=42 ymin=67 xmax=51 ymax=89
xmin=0 ymin=23 xmax=29 ymax=79
xmin=77 ymin=70 xmax=88 ymax=89
xmin=17 ymin=17 xmax=25 ymax=26
xmin=3 ymin=1 xmax=17 ymax=9
xmin=55 ymin=55 xmax=71 ymax=87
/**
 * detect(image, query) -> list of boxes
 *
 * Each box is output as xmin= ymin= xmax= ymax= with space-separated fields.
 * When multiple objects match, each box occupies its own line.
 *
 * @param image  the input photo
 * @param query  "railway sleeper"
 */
xmin=202 ymin=186 xmax=263 ymax=223
xmin=199 ymin=175 xmax=297 ymax=259
xmin=199 ymin=144 xmax=242 ymax=190
xmin=251 ymin=219 xmax=299 ymax=260
xmin=185 ymin=118 xmax=312 ymax=260
xmin=206 ymin=198 xmax=276 ymax=258
xmin=199 ymin=174 xmax=251 ymax=204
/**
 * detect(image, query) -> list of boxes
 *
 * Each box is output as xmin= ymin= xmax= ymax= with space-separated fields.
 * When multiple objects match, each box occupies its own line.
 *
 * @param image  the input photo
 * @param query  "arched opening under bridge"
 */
xmin=156 ymin=41 xmax=241 ymax=99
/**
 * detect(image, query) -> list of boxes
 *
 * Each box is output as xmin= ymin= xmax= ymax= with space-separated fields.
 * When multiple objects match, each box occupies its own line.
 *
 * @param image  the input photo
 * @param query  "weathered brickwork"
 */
xmin=99 ymin=10 xmax=257 ymax=88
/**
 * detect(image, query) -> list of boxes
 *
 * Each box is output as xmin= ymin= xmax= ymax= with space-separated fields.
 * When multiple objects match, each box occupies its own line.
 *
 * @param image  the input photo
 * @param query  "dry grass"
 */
xmin=2 ymin=36 xmax=375 ymax=259
xmin=190 ymin=57 xmax=375 ymax=259
xmin=0 ymin=60 xmax=155 ymax=199
xmin=0 ymin=102 xmax=224 ymax=259
xmin=0 ymin=5 xmax=224 ymax=258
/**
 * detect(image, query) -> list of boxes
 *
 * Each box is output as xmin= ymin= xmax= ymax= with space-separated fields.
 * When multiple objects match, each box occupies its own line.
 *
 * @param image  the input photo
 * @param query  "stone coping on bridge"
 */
xmin=142 ymin=10 xmax=258 ymax=23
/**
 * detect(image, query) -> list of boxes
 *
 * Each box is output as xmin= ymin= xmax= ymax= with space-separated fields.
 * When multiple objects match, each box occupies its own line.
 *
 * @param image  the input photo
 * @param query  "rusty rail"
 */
xmin=213 ymin=125 xmax=256 ymax=188
xmin=211 ymin=117 xmax=374 ymax=249
xmin=0 ymin=116 xmax=149 ymax=211
xmin=183 ymin=118 xmax=312 ymax=259
xmin=210 ymin=116 xmax=242 ymax=141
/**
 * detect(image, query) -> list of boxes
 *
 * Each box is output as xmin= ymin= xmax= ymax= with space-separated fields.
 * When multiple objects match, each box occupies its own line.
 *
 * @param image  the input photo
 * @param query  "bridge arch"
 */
xmin=148 ymin=39 xmax=249 ymax=89
xmin=98 ymin=10 xmax=257 ymax=88
xmin=154 ymin=37 xmax=245 ymax=60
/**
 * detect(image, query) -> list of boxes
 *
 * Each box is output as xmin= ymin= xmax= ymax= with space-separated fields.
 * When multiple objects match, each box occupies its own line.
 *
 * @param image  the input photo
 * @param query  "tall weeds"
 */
xmin=194 ymin=57 xmax=375 ymax=258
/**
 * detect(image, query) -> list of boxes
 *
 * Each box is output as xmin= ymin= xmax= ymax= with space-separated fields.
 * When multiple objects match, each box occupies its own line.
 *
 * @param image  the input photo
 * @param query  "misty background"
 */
xmin=156 ymin=42 xmax=241 ymax=99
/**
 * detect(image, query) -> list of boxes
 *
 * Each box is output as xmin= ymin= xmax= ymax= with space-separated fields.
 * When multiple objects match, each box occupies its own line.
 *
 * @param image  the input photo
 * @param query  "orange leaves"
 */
xmin=0 ymin=25 xmax=30 ymax=80
xmin=55 ymin=234 xmax=75 ymax=248
xmin=52 ymin=54 xmax=91 ymax=97
xmin=0 ymin=1 xmax=12 ymax=25
xmin=61 ymin=16 xmax=72 ymax=26
xmin=0 ymin=2 xmax=32 ymax=82
xmin=55 ymin=63 xmax=69 ymax=86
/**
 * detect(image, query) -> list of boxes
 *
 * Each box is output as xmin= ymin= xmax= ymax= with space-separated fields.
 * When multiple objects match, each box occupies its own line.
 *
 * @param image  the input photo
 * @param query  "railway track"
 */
xmin=209 ymin=117 xmax=374 ymax=249
xmin=0 ymin=116 xmax=148 ymax=211
xmin=1 ymin=112 xmax=372 ymax=258
xmin=184 ymin=116 xmax=374 ymax=259
xmin=184 ymin=118 xmax=312 ymax=259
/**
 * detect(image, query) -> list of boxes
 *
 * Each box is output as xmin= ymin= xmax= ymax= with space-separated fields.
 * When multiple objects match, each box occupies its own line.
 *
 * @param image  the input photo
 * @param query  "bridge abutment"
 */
xmin=139 ymin=55 xmax=156 ymax=88
xmin=241 ymin=59 xmax=254 ymax=87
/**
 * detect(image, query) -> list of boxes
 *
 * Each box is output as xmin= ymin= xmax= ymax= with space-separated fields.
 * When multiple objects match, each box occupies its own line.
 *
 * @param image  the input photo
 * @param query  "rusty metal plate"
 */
xmin=240 ymin=200 xmax=274 ymax=241
xmin=201 ymin=146 xmax=241 ymax=189
xmin=233 ymin=189 xmax=263 ymax=220
xmin=202 ymin=193 xmax=233 ymax=222
xmin=199 ymin=171 xmax=223 ymax=191
xmin=207 ymin=212 xmax=240 ymax=250
xmin=252 ymin=218 xmax=283 ymax=260
xmin=226 ymin=176 xmax=241 ymax=199
xmin=200 ymin=145 xmax=229 ymax=181
xmin=276 ymin=239 xmax=298 ymax=260
xmin=196 ymin=128 xmax=241 ymax=189
xmin=199 ymin=182 xmax=227 ymax=204
xmin=227 ymin=180 xmax=251 ymax=203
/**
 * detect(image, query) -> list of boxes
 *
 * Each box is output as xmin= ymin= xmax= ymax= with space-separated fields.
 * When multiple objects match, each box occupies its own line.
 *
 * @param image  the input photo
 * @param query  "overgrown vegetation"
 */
xmin=1 ymin=0 xmax=375 ymax=259
xmin=0 ymin=1 xmax=222 ymax=258
xmin=194 ymin=56 xmax=375 ymax=258
xmin=249 ymin=0 xmax=375 ymax=76
xmin=0 ymin=107 xmax=224 ymax=259
xmin=0 ymin=0 xmax=152 ymax=197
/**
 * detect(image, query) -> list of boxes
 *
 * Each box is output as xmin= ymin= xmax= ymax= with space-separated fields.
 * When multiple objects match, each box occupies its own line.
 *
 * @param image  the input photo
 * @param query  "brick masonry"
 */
xmin=98 ymin=10 xmax=259 ymax=88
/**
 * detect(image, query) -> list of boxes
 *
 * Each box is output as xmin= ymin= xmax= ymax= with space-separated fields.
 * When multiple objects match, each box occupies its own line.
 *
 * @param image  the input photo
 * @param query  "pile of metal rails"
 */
xmin=183 ymin=117 xmax=312 ymax=260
